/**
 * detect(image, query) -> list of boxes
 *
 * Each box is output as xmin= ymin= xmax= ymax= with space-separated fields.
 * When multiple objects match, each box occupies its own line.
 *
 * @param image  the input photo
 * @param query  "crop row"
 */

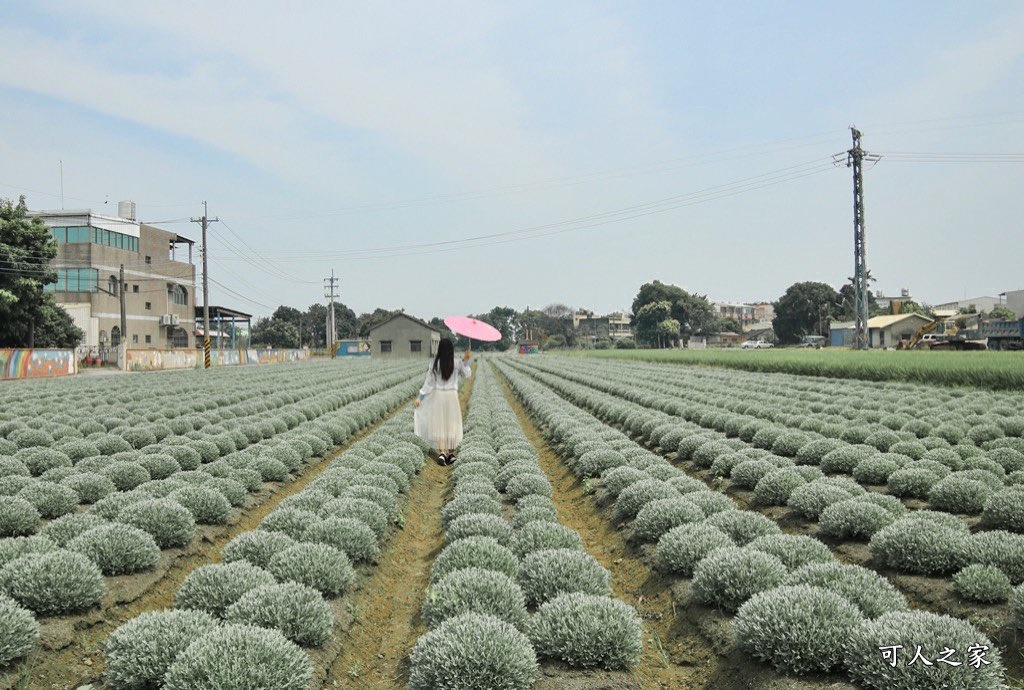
xmin=0 ymin=360 xmax=423 ymax=669
xmin=493 ymin=358 xmax=1009 ymax=689
xmin=100 ymin=406 xmax=430 ymax=688
xmin=505 ymin=357 xmax=1024 ymax=591
xmin=408 ymin=363 xmax=642 ymax=688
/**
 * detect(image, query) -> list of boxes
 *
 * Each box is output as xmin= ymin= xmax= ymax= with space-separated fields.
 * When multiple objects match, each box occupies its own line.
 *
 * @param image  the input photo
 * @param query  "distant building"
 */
xmin=713 ymin=302 xmax=756 ymax=327
xmin=933 ymin=295 xmax=1002 ymax=314
xmin=874 ymin=288 xmax=914 ymax=311
xmin=1001 ymin=290 xmax=1024 ymax=319
xmin=33 ymin=203 xmax=196 ymax=352
xmin=829 ymin=313 xmax=933 ymax=349
xmin=573 ymin=310 xmax=633 ymax=343
xmin=195 ymin=305 xmax=251 ymax=349
xmin=367 ymin=312 xmax=440 ymax=358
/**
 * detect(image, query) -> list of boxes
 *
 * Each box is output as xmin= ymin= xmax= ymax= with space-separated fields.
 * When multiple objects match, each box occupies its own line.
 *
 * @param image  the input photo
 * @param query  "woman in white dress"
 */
xmin=414 ymin=338 xmax=472 ymax=465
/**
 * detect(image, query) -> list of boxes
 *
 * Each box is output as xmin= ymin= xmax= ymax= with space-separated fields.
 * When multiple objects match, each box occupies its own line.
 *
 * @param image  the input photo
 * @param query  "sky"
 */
xmin=1 ymin=1 xmax=1022 ymax=320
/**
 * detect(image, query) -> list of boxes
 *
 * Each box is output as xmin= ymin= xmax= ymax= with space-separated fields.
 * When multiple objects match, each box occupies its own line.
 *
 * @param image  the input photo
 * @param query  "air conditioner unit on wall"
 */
xmin=170 ymin=314 xmax=180 ymax=326
xmin=160 ymin=314 xmax=173 ymax=326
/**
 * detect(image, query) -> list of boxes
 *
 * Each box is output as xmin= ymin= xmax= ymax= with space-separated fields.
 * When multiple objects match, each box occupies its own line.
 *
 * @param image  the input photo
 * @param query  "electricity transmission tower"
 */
xmin=836 ymin=128 xmax=880 ymax=350
xmin=324 ymin=271 xmax=338 ymax=358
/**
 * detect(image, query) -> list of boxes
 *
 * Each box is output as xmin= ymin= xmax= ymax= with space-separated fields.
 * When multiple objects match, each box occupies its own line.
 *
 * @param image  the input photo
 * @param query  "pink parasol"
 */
xmin=443 ymin=316 xmax=502 ymax=348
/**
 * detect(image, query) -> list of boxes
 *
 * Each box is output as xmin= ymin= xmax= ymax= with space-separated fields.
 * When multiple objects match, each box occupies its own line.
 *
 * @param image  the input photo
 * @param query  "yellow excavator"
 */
xmin=907 ymin=321 xmax=938 ymax=349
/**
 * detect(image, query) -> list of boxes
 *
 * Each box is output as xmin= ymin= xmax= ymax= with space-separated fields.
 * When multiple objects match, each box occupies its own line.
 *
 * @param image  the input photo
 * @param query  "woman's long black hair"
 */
xmin=433 ymin=337 xmax=455 ymax=381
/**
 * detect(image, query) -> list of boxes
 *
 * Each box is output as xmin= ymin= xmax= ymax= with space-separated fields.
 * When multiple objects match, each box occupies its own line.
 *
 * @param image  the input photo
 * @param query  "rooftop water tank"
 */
xmin=118 ymin=200 xmax=136 ymax=221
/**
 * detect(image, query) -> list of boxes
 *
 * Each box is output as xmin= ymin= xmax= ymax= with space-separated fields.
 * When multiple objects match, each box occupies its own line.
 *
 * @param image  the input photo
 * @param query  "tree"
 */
xmin=545 ymin=334 xmax=566 ymax=349
xmin=987 ymin=306 xmax=1017 ymax=321
xmin=0 ymin=196 xmax=60 ymax=347
xmin=32 ymin=301 xmax=83 ymax=348
xmin=357 ymin=308 xmax=399 ymax=337
xmin=631 ymin=280 xmax=714 ymax=346
xmin=838 ymin=282 xmax=879 ymax=320
xmin=634 ymin=300 xmax=672 ymax=347
xmin=772 ymin=281 xmax=842 ymax=344
xmin=303 ymin=302 xmax=358 ymax=347
xmin=251 ymin=317 xmax=299 ymax=348
xmin=657 ymin=318 xmax=681 ymax=348
xmin=708 ymin=317 xmax=743 ymax=335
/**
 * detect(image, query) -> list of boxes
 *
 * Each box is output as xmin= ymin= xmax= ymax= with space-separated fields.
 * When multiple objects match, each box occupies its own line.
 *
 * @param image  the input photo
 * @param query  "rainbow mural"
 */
xmin=0 ymin=349 xmax=77 ymax=380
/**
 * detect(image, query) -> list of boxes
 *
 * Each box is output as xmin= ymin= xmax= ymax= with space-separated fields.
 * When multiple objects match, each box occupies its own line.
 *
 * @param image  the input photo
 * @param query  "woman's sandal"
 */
xmin=443 ymin=454 xmax=456 ymax=466
xmin=435 ymin=453 xmax=448 ymax=466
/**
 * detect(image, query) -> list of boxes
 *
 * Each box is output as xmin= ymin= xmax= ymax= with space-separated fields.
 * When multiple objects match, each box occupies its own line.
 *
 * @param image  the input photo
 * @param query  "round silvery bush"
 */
xmin=731 ymin=459 xmax=777 ymax=490
xmin=303 ymin=516 xmax=379 ymax=563
xmin=225 ymin=581 xmax=333 ymax=646
xmin=657 ymin=522 xmax=734 ymax=576
xmin=222 ymin=530 xmax=295 ymax=570
xmin=169 ymin=486 xmax=231 ymax=525
xmin=747 ymin=534 xmax=834 ymax=570
xmin=786 ymin=481 xmax=856 ymax=519
xmin=517 ymin=548 xmax=610 ymax=606
xmin=163 ymin=623 xmax=312 ymax=690
xmin=600 ymin=466 xmax=648 ymax=496
xmin=981 ymin=488 xmax=1024 ymax=533
xmin=954 ymin=564 xmax=1012 ymax=603
xmin=754 ymin=468 xmax=807 ymax=506
xmin=0 ymin=496 xmax=40 ymax=537
xmin=0 ymin=594 xmax=38 ymax=666
xmin=845 ymin=611 xmax=1004 ymax=690
xmin=17 ymin=481 xmax=78 ymax=519
xmin=515 ymin=494 xmax=554 ymax=512
xmin=203 ymin=477 xmax=247 ymax=507
xmin=343 ymin=482 xmax=399 ymax=518
xmin=528 ymin=593 xmax=642 ymax=670
xmin=409 ymin=613 xmax=538 ymax=690
xmin=0 ymin=550 xmax=104 ymax=615
xmin=820 ymin=445 xmax=875 ymax=474
xmin=251 ymin=456 xmax=289 ymax=482
xmin=928 ymin=476 xmax=994 ymax=514
xmin=887 ymin=467 xmax=940 ymax=499
xmin=423 ymin=567 xmax=528 ymax=630
xmin=267 ymin=542 xmax=353 ymax=597
xmin=632 ymin=497 xmax=704 ymax=543
xmin=870 ymin=516 xmax=970 ymax=575
xmin=40 ymin=513 xmax=107 ymax=547
xmin=684 ymin=491 xmax=735 ymax=517
xmin=989 ymin=447 xmax=1024 ymax=473
xmin=101 ymin=461 xmax=152 ymax=491
xmin=787 ymin=562 xmax=907 ymax=619
xmin=431 ymin=536 xmax=518 ymax=583
xmin=260 ymin=506 xmax=321 ymax=541
xmin=576 ymin=449 xmax=625 ymax=477
xmin=505 ymin=473 xmax=552 ymax=500
xmin=320 ymin=497 xmax=387 ymax=538
xmin=68 ymin=523 xmax=159 ymax=575
xmin=60 ymin=472 xmax=116 ymax=504
xmin=665 ymin=475 xmax=709 ymax=496
xmin=969 ymin=530 xmax=1024 ymax=584
xmin=692 ymin=546 xmax=788 ymax=612
xmin=441 ymin=494 xmax=501 ymax=530
xmin=448 ymin=513 xmax=513 ymax=546
xmin=818 ymin=499 xmax=896 ymax=540
xmin=511 ymin=506 xmax=557 ymax=529
xmin=614 ymin=479 xmax=679 ymax=521
xmin=889 ymin=440 xmax=927 ymax=461
xmin=454 ymin=480 xmax=500 ymax=501
xmin=0 ymin=536 xmax=56 ymax=568
xmin=18 ymin=447 xmax=70 ymax=475
xmin=137 ymin=454 xmax=181 ymax=481
xmin=705 ymin=510 xmax=781 ymax=546
xmin=852 ymin=455 xmax=903 ymax=485
xmin=509 ymin=522 xmax=582 ymax=559
xmin=104 ymin=609 xmax=219 ymax=688
xmin=735 ymin=584 xmax=863 ymax=674
xmin=117 ymin=498 xmax=196 ymax=549
xmin=174 ymin=561 xmax=276 ymax=617
xmin=496 ymin=463 xmax=544 ymax=492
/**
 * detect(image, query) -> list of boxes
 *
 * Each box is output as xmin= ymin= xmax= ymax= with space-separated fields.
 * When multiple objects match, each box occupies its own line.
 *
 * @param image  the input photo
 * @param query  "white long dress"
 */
xmin=413 ymin=359 xmax=471 ymax=450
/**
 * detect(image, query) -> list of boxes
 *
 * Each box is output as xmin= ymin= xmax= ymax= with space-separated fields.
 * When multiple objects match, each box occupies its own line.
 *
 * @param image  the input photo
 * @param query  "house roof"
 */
xmin=867 ymin=313 xmax=933 ymax=329
xmin=367 ymin=312 xmax=441 ymax=335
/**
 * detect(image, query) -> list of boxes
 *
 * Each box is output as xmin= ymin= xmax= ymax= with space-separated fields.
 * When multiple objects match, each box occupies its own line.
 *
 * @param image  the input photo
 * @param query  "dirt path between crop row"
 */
xmin=494 ymin=368 xmax=722 ymax=690
xmin=5 ymin=401 xmax=409 ymax=690
xmin=323 ymin=367 xmax=474 ymax=688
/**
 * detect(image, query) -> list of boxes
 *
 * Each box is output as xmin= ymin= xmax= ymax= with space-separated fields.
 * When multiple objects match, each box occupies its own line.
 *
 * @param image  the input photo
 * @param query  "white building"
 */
xmin=933 ymin=295 xmax=1002 ymax=314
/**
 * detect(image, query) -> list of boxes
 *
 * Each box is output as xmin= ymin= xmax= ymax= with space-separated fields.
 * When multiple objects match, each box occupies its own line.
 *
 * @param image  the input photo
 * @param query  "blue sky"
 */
xmin=2 ymin=1 xmax=1022 ymax=319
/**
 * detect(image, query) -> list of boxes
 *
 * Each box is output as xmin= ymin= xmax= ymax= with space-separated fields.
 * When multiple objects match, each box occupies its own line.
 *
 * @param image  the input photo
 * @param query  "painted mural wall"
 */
xmin=0 ymin=349 xmax=77 ymax=380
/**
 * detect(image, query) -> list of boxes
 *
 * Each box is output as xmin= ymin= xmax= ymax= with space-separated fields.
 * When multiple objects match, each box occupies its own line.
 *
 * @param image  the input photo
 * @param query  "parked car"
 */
xmin=741 ymin=339 xmax=774 ymax=349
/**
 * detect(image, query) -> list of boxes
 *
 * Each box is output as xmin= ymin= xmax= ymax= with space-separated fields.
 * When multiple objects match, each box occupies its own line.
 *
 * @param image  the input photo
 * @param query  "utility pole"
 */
xmin=843 ymin=127 xmax=880 ymax=350
xmin=119 ymin=264 xmax=127 ymax=348
xmin=324 ymin=271 xmax=339 ymax=358
xmin=190 ymin=201 xmax=219 ymax=368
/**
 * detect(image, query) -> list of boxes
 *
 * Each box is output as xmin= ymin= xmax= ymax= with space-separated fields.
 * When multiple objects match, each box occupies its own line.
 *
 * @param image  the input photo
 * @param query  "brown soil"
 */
xmin=1 ymin=403 xmax=408 ymax=690
xmin=323 ymin=367 xmax=474 ymax=688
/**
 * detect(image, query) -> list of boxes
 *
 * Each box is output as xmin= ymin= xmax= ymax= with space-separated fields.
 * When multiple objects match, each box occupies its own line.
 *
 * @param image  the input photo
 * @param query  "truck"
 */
xmin=981 ymin=318 xmax=1024 ymax=350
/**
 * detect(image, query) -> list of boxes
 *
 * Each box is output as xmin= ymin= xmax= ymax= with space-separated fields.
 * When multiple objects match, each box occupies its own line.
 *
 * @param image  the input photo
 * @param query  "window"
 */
xmin=111 ymin=326 xmax=121 ymax=347
xmin=108 ymin=276 xmax=118 ymax=295
xmin=168 ymin=284 xmax=188 ymax=306
xmin=145 ymin=302 xmax=151 ymax=310
xmin=132 ymin=334 xmax=139 ymax=344
xmin=410 ymin=340 xmax=422 ymax=353
xmin=145 ymin=335 xmax=151 ymax=344
xmin=44 ymin=268 xmax=98 ymax=293
xmin=145 ymin=256 xmax=152 ymax=265
xmin=170 ymin=327 xmax=189 ymax=348
xmin=380 ymin=340 xmax=392 ymax=353
xmin=132 ymin=285 xmax=139 ymax=293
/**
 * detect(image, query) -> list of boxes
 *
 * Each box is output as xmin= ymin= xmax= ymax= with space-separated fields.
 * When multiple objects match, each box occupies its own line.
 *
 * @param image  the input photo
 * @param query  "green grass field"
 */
xmin=574 ymin=348 xmax=1024 ymax=390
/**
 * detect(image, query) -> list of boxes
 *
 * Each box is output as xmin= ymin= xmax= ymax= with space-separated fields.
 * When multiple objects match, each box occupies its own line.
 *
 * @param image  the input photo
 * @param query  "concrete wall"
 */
xmin=1005 ymin=290 xmax=1024 ymax=319
xmin=369 ymin=316 xmax=440 ymax=358
xmin=0 ymin=349 xmax=77 ymax=380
